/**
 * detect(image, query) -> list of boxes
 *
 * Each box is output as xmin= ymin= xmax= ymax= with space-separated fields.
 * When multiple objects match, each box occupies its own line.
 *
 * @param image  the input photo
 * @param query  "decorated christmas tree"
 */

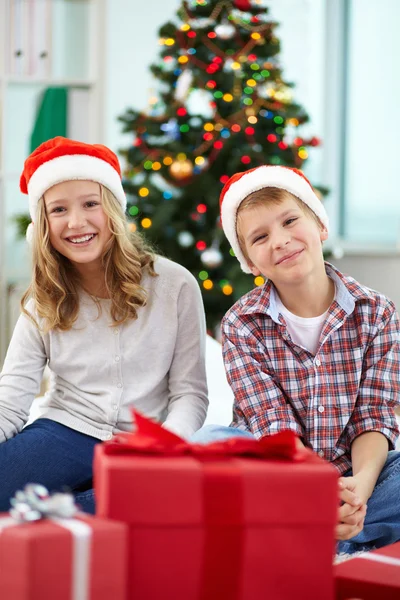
xmin=119 ymin=0 xmax=322 ymax=329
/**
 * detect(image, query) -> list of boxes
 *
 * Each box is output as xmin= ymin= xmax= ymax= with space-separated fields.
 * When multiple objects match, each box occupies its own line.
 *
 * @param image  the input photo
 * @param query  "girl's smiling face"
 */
xmin=44 ymin=180 xmax=112 ymax=271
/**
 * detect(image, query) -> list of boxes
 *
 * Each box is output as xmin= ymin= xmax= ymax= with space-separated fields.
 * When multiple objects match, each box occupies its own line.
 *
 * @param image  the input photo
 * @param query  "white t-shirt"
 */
xmin=275 ymin=294 xmax=331 ymax=355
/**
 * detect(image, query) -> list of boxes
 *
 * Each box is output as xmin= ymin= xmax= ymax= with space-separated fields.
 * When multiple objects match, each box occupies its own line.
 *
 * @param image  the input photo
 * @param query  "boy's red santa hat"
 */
xmin=20 ymin=136 xmax=126 ymax=240
xmin=219 ymin=165 xmax=329 ymax=273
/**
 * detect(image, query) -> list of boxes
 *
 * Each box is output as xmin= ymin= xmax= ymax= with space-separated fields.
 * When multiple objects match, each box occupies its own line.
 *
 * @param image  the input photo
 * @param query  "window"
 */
xmin=340 ymin=0 xmax=400 ymax=245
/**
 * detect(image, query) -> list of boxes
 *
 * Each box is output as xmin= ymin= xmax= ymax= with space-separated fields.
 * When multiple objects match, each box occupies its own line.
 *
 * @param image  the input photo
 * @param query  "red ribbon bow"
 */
xmin=104 ymin=409 xmax=305 ymax=462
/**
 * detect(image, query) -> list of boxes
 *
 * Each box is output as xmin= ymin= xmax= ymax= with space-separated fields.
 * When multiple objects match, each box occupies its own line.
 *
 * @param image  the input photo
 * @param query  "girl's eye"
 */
xmin=285 ymin=217 xmax=298 ymax=226
xmin=51 ymin=206 xmax=65 ymax=214
xmin=85 ymin=201 xmax=99 ymax=208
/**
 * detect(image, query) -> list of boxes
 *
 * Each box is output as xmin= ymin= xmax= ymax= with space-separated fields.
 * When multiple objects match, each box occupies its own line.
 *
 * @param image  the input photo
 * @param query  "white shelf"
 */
xmin=0 ymin=0 xmax=105 ymax=363
xmin=2 ymin=76 xmax=96 ymax=87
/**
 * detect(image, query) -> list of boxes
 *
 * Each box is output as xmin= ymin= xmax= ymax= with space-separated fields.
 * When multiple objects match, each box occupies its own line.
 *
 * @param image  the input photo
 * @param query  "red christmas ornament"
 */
xmin=234 ymin=0 xmax=251 ymax=10
xmin=310 ymin=136 xmax=321 ymax=147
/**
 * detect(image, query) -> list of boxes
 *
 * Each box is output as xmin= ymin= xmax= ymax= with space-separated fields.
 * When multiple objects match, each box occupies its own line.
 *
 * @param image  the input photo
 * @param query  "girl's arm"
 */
xmin=0 ymin=309 xmax=47 ymax=441
xmin=162 ymin=274 xmax=208 ymax=439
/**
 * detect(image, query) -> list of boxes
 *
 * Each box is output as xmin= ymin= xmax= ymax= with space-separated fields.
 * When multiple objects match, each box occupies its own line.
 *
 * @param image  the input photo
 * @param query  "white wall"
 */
xmin=104 ymin=0 xmax=179 ymax=153
xmin=331 ymin=253 xmax=400 ymax=310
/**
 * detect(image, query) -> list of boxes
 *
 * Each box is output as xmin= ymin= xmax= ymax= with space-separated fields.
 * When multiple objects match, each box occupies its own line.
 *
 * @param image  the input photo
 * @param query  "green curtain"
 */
xmin=30 ymin=86 xmax=68 ymax=152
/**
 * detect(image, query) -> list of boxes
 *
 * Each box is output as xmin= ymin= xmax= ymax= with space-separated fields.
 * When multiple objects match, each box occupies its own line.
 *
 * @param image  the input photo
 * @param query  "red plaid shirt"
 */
xmin=222 ymin=263 xmax=400 ymax=474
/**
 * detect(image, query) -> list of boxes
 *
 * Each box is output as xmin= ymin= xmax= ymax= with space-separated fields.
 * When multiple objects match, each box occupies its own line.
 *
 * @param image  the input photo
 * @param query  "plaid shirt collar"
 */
xmin=240 ymin=262 xmax=375 ymax=324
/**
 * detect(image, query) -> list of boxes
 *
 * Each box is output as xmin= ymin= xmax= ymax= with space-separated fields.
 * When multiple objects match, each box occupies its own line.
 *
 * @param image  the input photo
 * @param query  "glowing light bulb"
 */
xmin=222 ymin=284 xmax=233 ymax=295
xmin=141 ymin=218 xmax=152 ymax=229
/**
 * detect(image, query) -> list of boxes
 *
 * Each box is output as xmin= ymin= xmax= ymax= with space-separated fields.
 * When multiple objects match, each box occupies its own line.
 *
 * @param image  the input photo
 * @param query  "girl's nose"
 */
xmin=68 ymin=209 xmax=87 ymax=229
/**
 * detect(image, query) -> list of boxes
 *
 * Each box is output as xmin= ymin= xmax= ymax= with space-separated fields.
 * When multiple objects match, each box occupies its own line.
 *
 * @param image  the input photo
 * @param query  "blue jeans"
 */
xmin=0 ymin=418 xmax=98 ymax=514
xmin=191 ymin=425 xmax=400 ymax=554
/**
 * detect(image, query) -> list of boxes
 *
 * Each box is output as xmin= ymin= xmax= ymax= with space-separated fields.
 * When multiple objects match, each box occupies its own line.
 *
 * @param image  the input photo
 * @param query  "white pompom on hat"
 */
xmin=219 ymin=165 xmax=329 ymax=273
xmin=20 ymin=136 xmax=126 ymax=239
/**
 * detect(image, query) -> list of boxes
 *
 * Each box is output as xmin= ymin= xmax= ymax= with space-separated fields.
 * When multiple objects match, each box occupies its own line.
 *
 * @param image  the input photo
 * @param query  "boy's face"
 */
xmin=238 ymin=193 xmax=328 ymax=286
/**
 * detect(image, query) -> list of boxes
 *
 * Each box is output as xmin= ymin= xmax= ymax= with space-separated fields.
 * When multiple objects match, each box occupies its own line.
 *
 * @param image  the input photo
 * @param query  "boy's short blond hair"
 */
xmin=236 ymin=187 xmax=323 ymax=264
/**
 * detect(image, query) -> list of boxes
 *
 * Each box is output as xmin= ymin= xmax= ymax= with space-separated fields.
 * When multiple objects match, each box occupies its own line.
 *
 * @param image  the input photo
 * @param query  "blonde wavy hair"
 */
xmin=21 ymin=185 xmax=156 ymax=332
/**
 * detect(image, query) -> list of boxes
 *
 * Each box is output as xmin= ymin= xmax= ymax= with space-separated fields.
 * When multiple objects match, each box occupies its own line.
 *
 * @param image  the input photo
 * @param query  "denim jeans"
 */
xmin=0 ymin=418 xmax=98 ymax=514
xmin=191 ymin=425 xmax=400 ymax=554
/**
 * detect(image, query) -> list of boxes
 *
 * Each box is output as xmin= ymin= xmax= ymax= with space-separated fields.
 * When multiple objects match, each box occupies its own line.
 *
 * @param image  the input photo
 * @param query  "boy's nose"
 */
xmin=271 ymin=230 xmax=291 ymax=249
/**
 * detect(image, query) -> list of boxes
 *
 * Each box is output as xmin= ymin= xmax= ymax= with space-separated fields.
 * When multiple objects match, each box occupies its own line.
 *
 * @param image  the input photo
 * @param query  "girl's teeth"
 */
xmin=70 ymin=234 xmax=94 ymax=244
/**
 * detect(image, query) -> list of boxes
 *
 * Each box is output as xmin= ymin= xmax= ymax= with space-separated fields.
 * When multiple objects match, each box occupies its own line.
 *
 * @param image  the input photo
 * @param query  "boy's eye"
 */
xmin=253 ymin=234 xmax=267 ymax=244
xmin=285 ymin=217 xmax=298 ymax=226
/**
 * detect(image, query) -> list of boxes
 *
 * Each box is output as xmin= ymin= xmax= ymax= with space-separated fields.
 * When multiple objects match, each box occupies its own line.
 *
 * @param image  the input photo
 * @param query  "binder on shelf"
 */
xmin=7 ymin=0 xmax=52 ymax=77
xmin=9 ymin=0 xmax=27 ymax=76
xmin=30 ymin=0 xmax=52 ymax=77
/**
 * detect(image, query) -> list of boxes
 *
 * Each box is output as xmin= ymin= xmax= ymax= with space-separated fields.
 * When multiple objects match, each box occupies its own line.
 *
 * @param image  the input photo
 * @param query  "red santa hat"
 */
xmin=20 ymin=136 xmax=126 ymax=239
xmin=219 ymin=165 xmax=329 ymax=273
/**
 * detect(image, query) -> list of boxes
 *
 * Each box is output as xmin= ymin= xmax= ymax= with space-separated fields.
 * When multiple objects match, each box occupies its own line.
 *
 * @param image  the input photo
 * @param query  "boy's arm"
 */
xmin=222 ymin=315 xmax=304 ymax=439
xmin=335 ymin=304 xmax=400 ymax=540
xmin=350 ymin=431 xmax=389 ymax=501
xmin=336 ymin=432 xmax=388 ymax=540
xmin=345 ymin=305 xmax=400 ymax=453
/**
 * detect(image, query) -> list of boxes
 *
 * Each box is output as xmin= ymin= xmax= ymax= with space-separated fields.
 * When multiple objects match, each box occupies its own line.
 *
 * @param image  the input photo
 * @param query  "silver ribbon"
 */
xmin=9 ymin=483 xmax=78 ymax=522
xmin=357 ymin=552 xmax=400 ymax=567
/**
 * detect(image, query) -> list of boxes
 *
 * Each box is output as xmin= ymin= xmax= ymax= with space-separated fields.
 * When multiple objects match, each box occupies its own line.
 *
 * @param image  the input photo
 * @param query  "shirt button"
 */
xmin=318 ymin=406 xmax=325 ymax=413
xmin=106 ymin=433 xmax=113 ymax=440
xmin=112 ymin=404 xmax=118 ymax=410
xmin=117 ymin=383 xmax=122 ymax=389
xmin=318 ymin=450 xmax=324 ymax=458
xmin=315 ymin=358 xmax=321 ymax=367
xmin=114 ymin=328 xmax=119 ymax=335
xmin=115 ymin=355 xmax=120 ymax=362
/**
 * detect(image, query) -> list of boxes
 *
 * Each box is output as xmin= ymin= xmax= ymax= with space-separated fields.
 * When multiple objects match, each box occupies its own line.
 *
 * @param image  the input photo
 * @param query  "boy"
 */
xmin=192 ymin=165 xmax=400 ymax=555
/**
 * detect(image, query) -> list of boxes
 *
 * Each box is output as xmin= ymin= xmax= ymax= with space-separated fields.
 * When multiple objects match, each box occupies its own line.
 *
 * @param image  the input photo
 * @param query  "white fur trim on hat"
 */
xmin=27 ymin=154 xmax=126 ymax=221
xmin=221 ymin=166 xmax=329 ymax=273
xmin=26 ymin=222 xmax=34 ymax=244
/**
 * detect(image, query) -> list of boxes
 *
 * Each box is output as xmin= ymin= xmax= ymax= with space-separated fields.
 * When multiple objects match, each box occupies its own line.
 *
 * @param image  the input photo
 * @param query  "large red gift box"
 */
xmin=0 ymin=511 xmax=128 ymax=600
xmin=336 ymin=542 xmax=400 ymax=600
xmin=95 ymin=411 xmax=338 ymax=600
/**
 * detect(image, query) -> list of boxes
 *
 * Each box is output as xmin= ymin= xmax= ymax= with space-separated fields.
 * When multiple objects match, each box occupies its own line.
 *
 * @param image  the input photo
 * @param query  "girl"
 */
xmin=0 ymin=136 xmax=208 ymax=513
